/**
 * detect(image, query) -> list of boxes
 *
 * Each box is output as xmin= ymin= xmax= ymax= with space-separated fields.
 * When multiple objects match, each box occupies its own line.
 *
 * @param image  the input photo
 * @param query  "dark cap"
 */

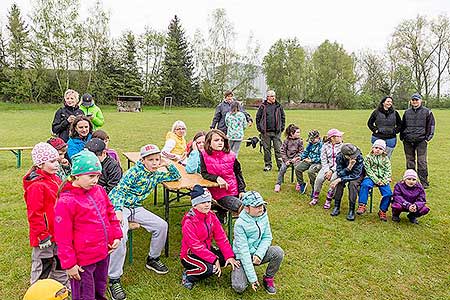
xmin=411 ymin=93 xmax=422 ymax=100
xmin=82 ymin=93 xmax=94 ymax=106
xmin=340 ymin=143 xmax=360 ymax=159
xmin=85 ymin=138 xmax=106 ymax=154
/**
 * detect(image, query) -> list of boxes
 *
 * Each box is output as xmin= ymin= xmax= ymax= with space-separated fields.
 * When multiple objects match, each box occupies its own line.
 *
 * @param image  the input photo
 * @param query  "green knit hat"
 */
xmin=71 ymin=149 xmax=102 ymax=176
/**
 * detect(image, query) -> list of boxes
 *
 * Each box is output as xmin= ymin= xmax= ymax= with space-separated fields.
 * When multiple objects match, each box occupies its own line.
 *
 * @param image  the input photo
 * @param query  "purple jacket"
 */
xmin=393 ymin=181 xmax=427 ymax=211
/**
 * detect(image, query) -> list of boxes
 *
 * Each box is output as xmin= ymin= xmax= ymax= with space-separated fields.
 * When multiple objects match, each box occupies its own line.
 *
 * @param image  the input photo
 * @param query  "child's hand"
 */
xmin=217 ymin=177 xmax=229 ymax=190
xmin=330 ymin=178 xmax=341 ymax=190
xmin=115 ymin=211 xmax=123 ymax=225
xmin=409 ymin=204 xmax=417 ymax=212
xmin=348 ymin=158 xmax=356 ymax=169
xmin=159 ymin=158 xmax=169 ymax=168
xmin=304 ymin=157 xmax=311 ymax=163
xmin=225 ymin=257 xmax=241 ymax=270
xmin=251 ymin=281 xmax=260 ymax=291
xmin=60 ymin=158 xmax=69 ymax=166
xmin=108 ymin=239 xmax=121 ymax=254
xmin=252 ymin=255 xmax=261 ymax=265
xmin=67 ymin=115 xmax=76 ymax=123
xmin=213 ymin=260 xmax=222 ymax=277
xmin=67 ymin=265 xmax=84 ymax=281
xmin=376 ymin=181 xmax=383 ymax=186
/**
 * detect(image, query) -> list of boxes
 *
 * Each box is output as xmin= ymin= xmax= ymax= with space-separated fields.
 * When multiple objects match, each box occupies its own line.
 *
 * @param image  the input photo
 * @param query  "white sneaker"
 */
xmin=274 ymin=184 xmax=281 ymax=192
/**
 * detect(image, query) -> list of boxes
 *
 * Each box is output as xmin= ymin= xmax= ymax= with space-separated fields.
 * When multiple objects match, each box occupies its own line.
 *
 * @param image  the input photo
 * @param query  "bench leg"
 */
xmin=227 ymin=211 xmax=233 ymax=246
xmin=128 ymin=230 xmax=133 ymax=264
xmin=153 ymin=185 xmax=158 ymax=206
xmin=164 ymin=187 xmax=170 ymax=257
xmin=369 ymin=188 xmax=373 ymax=213
xmin=10 ymin=150 xmax=22 ymax=168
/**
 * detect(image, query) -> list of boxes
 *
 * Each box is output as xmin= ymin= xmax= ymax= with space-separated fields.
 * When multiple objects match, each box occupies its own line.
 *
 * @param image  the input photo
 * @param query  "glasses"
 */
xmin=175 ymin=128 xmax=186 ymax=131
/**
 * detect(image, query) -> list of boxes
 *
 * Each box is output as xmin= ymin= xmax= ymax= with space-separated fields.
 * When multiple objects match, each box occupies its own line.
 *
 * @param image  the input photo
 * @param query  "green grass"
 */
xmin=1 ymin=103 xmax=449 ymax=299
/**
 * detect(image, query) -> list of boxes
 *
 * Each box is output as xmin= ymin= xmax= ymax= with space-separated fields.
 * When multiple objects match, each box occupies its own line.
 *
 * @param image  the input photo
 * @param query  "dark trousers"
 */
xmin=334 ymin=176 xmax=363 ymax=207
xmin=181 ymin=248 xmax=225 ymax=283
xmin=260 ymin=132 xmax=282 ymax=169
xmin=403 ymin=140 xmax=428 ymax=185
xmin=71 ymin=256 xmax=109 ymax=300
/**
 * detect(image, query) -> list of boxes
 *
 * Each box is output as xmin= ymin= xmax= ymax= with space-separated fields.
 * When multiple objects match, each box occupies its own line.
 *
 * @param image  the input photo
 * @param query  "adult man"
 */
xmin=400 ymin=93 xmax=435 ymax=188
xmin=210 ymin=90 xmax=252 ymax=135
xmin=256 ymin=90 xmax=285 ymax=171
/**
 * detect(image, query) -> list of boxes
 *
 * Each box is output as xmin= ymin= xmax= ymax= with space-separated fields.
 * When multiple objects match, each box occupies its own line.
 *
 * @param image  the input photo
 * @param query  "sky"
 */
xmin=1 ymin=0 xmax=450 ymax=60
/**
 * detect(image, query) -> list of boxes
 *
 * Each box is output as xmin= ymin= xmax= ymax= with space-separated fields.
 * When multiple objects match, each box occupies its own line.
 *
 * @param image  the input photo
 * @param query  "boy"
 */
xmin=295 ymin=130 xmax=322 ymax=194
xmin=107 ymin=144 xmax=181 ymax=300
xmin=79 ymin=93 xmax=104 ymax=130
xmin=47 ymin=137 xmax=71 ymax=180
xmin=231 ymin=191 xmax=284 ymax=295
xmin=85 ymin=138 xmax=122 ymax=194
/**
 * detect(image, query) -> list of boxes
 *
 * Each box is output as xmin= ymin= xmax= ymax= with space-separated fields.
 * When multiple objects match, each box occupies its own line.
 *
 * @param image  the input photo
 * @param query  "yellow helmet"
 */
xmin=23 ymin=279 xmax=69 ymax=300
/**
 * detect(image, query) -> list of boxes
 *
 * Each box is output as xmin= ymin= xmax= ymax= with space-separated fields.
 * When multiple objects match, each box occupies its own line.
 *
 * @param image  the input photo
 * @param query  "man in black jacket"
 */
xmin=256 ymin=90 xmax=285 ymax=171
xmin=400 ymin=93 xmax=435 ymax=188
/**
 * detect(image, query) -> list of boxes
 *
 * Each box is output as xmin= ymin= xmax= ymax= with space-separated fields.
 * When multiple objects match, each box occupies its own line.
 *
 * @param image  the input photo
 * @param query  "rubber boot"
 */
xmin=330 ymin=198 xmax=341 ymax=216
xmin=346 ymin=201 xmax=356 ymax=221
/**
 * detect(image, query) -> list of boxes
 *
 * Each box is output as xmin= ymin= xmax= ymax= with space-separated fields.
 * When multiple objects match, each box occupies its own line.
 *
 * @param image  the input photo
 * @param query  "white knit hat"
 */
xmin=372 ymin=139 xmax=386 ymax=151
xmin=31 ymin=142 xmax=59 ymax=166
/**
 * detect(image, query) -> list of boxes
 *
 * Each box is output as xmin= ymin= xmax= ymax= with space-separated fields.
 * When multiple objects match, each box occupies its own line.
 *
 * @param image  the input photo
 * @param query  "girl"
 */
xmin=295 ymin=130 xmax=322 ymax=195
xmin=200 ymin=129 xmax=246 ymax=223
xmin=67 ymin=116 xmax=93 ymax=159
xmin=185 ymin=131 xmax=206 ymax=174
xmin=180 ymin=185 xmax=240 ymax=289
xmin=92 ymin=129 xmax=121 ymax=166
xmin=52 ymin=89 xmax=84 ymax=142
xmin=310 ymin=128 xmax=344 ymax=208
xmin=47 ymin=137 xmax=71 ymax=181
xmin=391 ymin=169 xmax=430 ymax=224
xmin=161 ymin=120 xmax=187 ymax=161
xmin=23 ymin=143 xmax=68 ymax=287
xmin=225 ymin=101 xmax=248 ymax=157
xmin=54 ymin=150 xmax=122 ymax=300
xmin=274 ymin=124 xmax=304 ymax=192
xmin=357 ymin=139 xmax=392 ymax=221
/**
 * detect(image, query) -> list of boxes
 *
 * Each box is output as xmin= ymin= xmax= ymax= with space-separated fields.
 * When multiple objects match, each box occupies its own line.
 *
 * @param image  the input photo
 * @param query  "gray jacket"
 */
xmin=210 ymin=100 xmax=252 ymax=134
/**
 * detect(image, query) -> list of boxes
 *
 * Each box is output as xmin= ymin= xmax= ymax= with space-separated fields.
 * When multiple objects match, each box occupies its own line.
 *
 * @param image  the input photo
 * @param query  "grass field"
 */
xmin=0 ymin=103 xmax=449 ymax=300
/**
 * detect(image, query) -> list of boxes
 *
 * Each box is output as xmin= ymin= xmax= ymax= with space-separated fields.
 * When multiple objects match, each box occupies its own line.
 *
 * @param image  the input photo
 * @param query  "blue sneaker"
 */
xmin=299 ymin=182 xmax=308 ymax=194
xmin=181 ymin=271 xmax=194 ymax=290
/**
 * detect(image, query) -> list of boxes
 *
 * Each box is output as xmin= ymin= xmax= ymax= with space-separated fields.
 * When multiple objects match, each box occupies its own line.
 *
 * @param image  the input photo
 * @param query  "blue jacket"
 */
xmin=233 ymin=209 xmax=272 ymax=283
xmin=301 ymin=141 xmax=323 ymax=164
xmin=67 ymin=134 xmax=92 ymax=159
xmin=185 ymin=150 xmax=201 ymax=174
xmin=336 ymin=151 xmax=364 ymax=183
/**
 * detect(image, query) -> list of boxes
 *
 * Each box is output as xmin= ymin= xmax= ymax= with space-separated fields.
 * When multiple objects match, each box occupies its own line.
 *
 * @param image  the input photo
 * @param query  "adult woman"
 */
xmin=367 ymin=96 xmax=402 ymax=158
xmin=67 ymin=116 xmax=93 ymax=159
xmin=185 ymin=131 xmax=206 ymax=174
xmin=161 ymin=120 xmax=187 ymax=161
xmin=51 ymin=89 xmax=84 ymax=142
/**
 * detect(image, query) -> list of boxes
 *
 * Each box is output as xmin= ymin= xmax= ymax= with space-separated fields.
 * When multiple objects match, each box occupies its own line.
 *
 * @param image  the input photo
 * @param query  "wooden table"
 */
xmin=122 ymin=152 xmax=219 ymax=256
xmin=0 ymin=146 xmax=33 ymax=168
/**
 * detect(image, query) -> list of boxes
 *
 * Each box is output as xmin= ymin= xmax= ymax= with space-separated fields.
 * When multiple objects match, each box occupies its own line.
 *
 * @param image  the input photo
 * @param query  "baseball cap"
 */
xmin=140 ymin=144 xmax=160 ymax=158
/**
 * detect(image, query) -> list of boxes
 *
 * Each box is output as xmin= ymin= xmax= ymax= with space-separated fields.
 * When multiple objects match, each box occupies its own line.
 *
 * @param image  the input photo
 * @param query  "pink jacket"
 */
xmin=201 ymin=150 xmax=238 ymax=200
xmin=54 ymin=182 xmax=123 ymax=269
xmin=180 ymin=208 xmax=234 ymax=264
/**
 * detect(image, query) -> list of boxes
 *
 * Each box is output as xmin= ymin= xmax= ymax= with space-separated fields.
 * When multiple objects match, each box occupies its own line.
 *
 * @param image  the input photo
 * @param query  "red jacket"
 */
xmin=180 ymin=208 xmax=234 ymax=264
xmin=23 ymin=168 xmax=62 ymax=247
xmin=54 ymin=182 xmax=122 ymax=269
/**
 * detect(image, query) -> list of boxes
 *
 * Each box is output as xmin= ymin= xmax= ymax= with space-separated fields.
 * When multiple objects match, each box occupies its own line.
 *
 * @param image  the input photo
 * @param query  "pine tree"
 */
xmin=159 ymin=15 xmax=198 ymax=106
xmin=119 ymin=31 xmax=143 ymax=96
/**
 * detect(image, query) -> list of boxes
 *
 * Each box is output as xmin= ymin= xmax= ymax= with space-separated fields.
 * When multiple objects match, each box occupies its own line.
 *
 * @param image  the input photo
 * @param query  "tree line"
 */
xmin=1 ymin=1 xmax=450 ymax=108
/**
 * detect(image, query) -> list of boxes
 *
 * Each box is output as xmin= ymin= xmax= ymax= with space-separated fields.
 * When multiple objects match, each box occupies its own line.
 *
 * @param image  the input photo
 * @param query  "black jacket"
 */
xmin=256 ymin=101 xmax=285 ymax=134
xmin=400 ymin=105 xmax=435 ymax=143
xmin=51 ymin=104 xmax=84 ymax=142
xmin=99 ymin=155 xmax=123 ymax=194
xmin=367 ymin=107 xmax=402 ymax=139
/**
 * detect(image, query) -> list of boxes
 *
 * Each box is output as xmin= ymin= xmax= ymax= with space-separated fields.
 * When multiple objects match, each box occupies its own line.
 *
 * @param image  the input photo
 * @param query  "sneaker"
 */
xmin=109 ymin=278 xmax=127 ymax=300
xmin=407 ymin=213 xmax=419 ymax=224
xmin=262 ymin=275 xmax=277 ymax=295
xmin=309 ymin=197 xmax=318 ymax=206
xmin=181 ymin=271 xmax=194 ymax=290
xmin=323 ymin=199 xmax=332 ymax=209
xmin=378 ymin=210 xmax=387 ymax=222
xmin=295 ymin=183 xmax=301 ymax=192
xmin=146 ymin=256 xmax=169 ymax=274
xmin=263 ymin=166 xmax=272 ymax=172
xmin=356 ymin=204 xmax=366 ymax=215
xmin=274 ymin=184 xmax=281 ymax=192
xmin=392 ymin=215 xmax=400 ymax=222
xmin=299 ymin=182 xmax=307 ymax=194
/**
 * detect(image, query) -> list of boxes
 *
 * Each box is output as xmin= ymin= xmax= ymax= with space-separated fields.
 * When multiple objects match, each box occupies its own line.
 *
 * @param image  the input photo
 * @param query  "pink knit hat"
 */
xmin=327 ymin=128 xmax=344 ymax=139
xmin=31 ymin=142 xmax=59 ymax=166
xmin=403 ymin=169 xmax=418 ymax=180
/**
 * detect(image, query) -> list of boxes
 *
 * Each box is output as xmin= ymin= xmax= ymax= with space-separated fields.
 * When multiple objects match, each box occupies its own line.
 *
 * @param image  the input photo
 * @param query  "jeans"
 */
xmin=229 ymin=140 xmax=242 ymax=158
xmin=371 ymin=136 xmax=397 ymax=158
xmin=403 ymin=140 xmax=428 ymax=185
xmin=275 ymin=162 xmax=294 ymax=185
xmin=260 ymin=132 xmax=282 ymax=169
xmin=358 ymin=177 xmax=392 ymax=212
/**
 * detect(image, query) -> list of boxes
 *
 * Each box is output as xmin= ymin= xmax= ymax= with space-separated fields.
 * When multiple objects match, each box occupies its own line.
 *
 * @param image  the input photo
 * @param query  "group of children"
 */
xmin=274 ymin=124 xmax=430 ymax=223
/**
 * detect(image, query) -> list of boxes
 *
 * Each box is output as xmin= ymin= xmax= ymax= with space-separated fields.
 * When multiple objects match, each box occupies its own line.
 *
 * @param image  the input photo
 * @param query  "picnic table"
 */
xmin=0 ymin=146 xmax=33 ymax=168
xmin=122 ymin=152 xmax=219 ymax=256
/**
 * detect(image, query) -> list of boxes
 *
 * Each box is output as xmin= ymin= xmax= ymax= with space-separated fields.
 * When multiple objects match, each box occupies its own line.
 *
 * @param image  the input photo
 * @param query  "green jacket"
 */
xmin=363 ymin=153 xmax=391 ymax=185
xmin=79 ymin=104 xmax=104 ymax=129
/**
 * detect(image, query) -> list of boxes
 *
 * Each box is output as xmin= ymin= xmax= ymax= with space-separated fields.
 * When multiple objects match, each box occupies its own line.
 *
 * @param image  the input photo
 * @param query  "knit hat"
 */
xmin=191 ymin=185 xmax=212 ymax=207
xmin=411 ymin=93 xmax=422 ymax=100
xmin=267 ymin=90 xmax=276 ymax=97
xmin=85 ymin=138 xmax=106 ymax=154
xmin=372 ymin=139 xmax=386 ymax=151
xmin=47 ymin=137 xmax=67 ymax=151
xmin=31 ymin=142 xmax=59 ymax=166
xmin=340 ymin=143 xmax=360 ymax=159
xmin=308 ymin=129 xmax=320 ymax=142
xmin=242 ymin=191 xmax=267 ymax=207
xmin=23 ymin=279 xmax=69 ymax=300
xmin=140 ymin=144 xmax=160 ymax=158
xmin=71 ymin=149 xmax=102 ymax=176
xmin=403 ymin=169 xmax=418 ymax=180
xmin=81 ymin=93 xmax=94 ymax=106
xmin=327 ymin=128 xmax=344 ymax=139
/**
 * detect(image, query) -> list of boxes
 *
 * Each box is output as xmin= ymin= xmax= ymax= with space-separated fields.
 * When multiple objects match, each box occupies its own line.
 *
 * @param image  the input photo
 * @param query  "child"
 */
xmin=92 ymin=129 xmax=121 ymax=165
xmin=274 ymin=124 xmax=304 ymax=192
xmin=180 ymin=185 xmax=240 ymax=289
xmin=310 ymin=129 xmax=344 ymax=208
xmin=225 ymin=101 xmax=248 ymax=157
xmin=47 ymin=137 xmax=71 ymax=181
xmin=330 ymin=143 xmax=364 ymax=221
xmin=107 ymin=144 xmax=181 ymax=300
xmin=85 ymin=138 xmax=122 ymax=194
xmin=78 ymin=93 xmax=105 ymax=130
xmin=294 ymin=130 xmax=322 ymax=195
xmin=231 ymin=191 xmax=284 ymax=295
xmin=200 ymin=129 xmax=246 ymax=223
xmin=391 ymin=169 xmax=430 ymax=224
xmin=51 ymin=89 xmax=84 ymax=142
xmin=162 ymin=120 xmax=187 ymax=161
xmin=23 ymin=143 xmax=68 ymax=287
xmin=357 ymin=139 xmax=392 ymax=221
xmin=54 ymin=150 xmax=122 ymax=300
xmin=67 ymin=116 xmax=93 ymax=159
xmin=185 ymin=131 xmax=206 ymax=174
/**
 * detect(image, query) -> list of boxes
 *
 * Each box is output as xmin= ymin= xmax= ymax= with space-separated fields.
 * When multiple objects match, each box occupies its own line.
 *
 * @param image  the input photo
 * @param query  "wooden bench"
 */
xmin=0 ymin=146 xmax=33 ymax=168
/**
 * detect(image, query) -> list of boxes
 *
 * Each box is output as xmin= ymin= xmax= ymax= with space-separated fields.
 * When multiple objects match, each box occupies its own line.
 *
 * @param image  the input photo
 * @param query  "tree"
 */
xmin=119 ymin=31 xmax=143 ymax=96
xmin=429 ymin=15 xmax=450 ymax=102
xmin=263 ymin=38 xmax=306 ymax=103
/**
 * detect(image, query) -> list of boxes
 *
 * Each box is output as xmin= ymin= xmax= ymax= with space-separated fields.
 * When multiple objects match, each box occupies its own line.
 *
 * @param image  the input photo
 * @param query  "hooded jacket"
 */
xmin=210 ymin=100 xmax=252 ymax=135
xmin=51 ymin=104 xmax=84 ymax=142
xmin=392 ymin=181 xmax=427 ymax=211
xmin=180 ymin=208 xmax=234 ymax=264
xmin=336 ymin=151 xmax=364 ymax=183
xmin=23 ymin=168 xmax=62 ymax=247
xmin=67 ymin=133 xmax=92 ymax=159
xmin=320 ymin=142 xmax=343 ymax=173
xmin=301 ymin=141 xmax=323 ymax=164
xmin=98 ymin=154 xmax=123 ymax=194
xmin=233 ymin=208 xmax=272 ymax=283
xmin=256 ymin=101 xmax=285 ymax=134
xmin=280 ymin=138 xmax=304 ymax=163
xmin=363 ymin=152 xmax=391 ymax=185
xmin=79 ymin=103 xmax=104 ymax=130
xmin=54 ymin=182 xmax=122 ymax=269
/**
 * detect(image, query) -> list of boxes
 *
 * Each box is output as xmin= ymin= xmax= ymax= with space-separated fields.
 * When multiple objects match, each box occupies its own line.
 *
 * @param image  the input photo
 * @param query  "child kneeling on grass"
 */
xmin=231 ymin=191 xmax=284 ymax=295
xmin=180 ymin=185 xmax=240 ymax=289
xmin=391 ymin=169 xmax=430 ymax=224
